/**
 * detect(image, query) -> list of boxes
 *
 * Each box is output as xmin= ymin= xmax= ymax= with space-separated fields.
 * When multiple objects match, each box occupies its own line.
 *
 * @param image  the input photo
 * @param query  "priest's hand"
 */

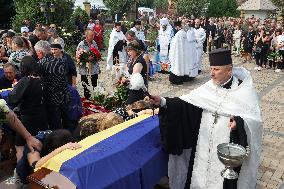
xmin=149 ymin=95 xmax=161 ymax=106
xmin=228 ymin=117 xmax=237 ymax=130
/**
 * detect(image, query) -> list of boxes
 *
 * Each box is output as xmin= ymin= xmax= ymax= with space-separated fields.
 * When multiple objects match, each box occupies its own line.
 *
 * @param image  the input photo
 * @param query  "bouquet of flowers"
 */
xmin=76 ymin=45 xmax=101 ymax=66
xmin=267 ymin=50 xmax=283 ymax=63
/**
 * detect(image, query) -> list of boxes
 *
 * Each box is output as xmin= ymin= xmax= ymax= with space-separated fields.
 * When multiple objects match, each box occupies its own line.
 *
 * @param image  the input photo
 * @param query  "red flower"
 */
xmin=90 ymin=46 xmax=101 ymax=60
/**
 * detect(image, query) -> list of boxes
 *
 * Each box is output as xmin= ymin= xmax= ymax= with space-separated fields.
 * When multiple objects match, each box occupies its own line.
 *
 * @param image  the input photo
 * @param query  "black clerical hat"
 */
xmin=134 ymin=20 xmax=141 ymax=25
xmin=114 ymin=22 xmax=121 ymax=26
xmin=174 ymin=21 xmax=182 ymax=27
xmin=209 ymin=49 xmax=232 ymax=66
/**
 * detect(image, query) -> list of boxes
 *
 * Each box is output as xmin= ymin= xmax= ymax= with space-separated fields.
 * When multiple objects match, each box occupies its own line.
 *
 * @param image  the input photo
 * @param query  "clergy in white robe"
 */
xmin=194 ymin=19 xmax=206 ymax=72
xmin=157 ymin=18 xmax=174 ymax=72
xmin=169 ymin=23 xmax=198 ymax=85
xmin=233 ymin=27 xmax=242 ymax=56
xmin=106 ymin=22 xmax=127 ymax=71
xmin=130 ymin=20 xmax=145 ymax=41
xmin=152 ymin=49 xmax=262 ymax=189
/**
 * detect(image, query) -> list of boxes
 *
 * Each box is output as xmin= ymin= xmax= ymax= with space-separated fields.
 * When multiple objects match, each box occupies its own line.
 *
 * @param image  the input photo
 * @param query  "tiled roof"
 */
xmin=237 ymin=0 xmax=278 ymax=11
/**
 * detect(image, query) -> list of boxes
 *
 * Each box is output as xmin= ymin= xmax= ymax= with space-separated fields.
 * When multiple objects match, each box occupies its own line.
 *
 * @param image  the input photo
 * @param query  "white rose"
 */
xmin=0 ymin=99 xmax=10 ymax=114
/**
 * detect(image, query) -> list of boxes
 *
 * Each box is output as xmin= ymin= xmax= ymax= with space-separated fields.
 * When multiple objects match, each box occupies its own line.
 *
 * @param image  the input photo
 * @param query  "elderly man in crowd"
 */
xmin=0 ymin=63 xmax=21 ymax=90
xmin=34 ymin=40 xmax=73 ymax=131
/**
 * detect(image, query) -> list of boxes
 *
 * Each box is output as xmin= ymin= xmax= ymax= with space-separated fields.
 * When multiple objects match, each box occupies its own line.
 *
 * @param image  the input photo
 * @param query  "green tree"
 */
xmin=103 ymin=0 xmax=132 ymax=15
xmin=177 ymin=0 xmax=208 ymax=17
xmin=271 ymin=0 xmax=284 ymax=17
xmin=138 ymin=0 xmax=155 ymax=8
xmin=153 ymin=0 xmax=168 ymax=9
xmin=206 ymin=0 xmax=239 ymax=17
xmin=61 ymin=7 xmax=89 ymax=32
xmin=12 ymin=0 xmax=74 ymax=32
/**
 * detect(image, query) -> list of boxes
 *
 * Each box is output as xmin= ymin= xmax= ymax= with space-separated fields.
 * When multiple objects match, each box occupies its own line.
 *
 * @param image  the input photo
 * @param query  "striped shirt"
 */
xmin=37 ymin=54 xmax=68 ymax=105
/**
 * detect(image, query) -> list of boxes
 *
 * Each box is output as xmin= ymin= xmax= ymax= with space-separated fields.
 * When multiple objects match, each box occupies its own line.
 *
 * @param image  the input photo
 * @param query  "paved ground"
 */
xmin=93 ymin=53 xmax=284 ymax=189
xmin=0 ymin=53 xmax=283 ymax=188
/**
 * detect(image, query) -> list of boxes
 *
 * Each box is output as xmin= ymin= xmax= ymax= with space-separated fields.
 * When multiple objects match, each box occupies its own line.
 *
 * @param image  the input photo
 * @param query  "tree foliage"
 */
xmin=177 ymin=0 xmax=208 ymax=17
xmin=152 ymin=0 xmax=168 ymax=9
xmin=271 ymin=0 xmax=284 ymax=17
xmin=103 ymin=0 xmax=132 ymax=15
xmin=206 ymin=0 xmax=240 ymax=17
xmin=62 ymin=7 xmax=89 ymax=32
xmin=12 ymin=0 xmax=74 ymax=32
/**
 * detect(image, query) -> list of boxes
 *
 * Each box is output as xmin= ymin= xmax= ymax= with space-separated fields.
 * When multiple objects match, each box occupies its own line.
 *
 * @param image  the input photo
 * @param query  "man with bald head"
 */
xmin=151 ymin=49 xmax=262 ymax=189
xmin=77 ymin=29 xmax=100 ymax=99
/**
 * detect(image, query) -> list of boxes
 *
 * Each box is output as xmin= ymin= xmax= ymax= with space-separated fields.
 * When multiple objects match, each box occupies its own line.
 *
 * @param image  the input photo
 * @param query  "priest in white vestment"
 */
xmin=151 ymin=49 xmax=262 ymax=189
xmin=194 ymin=19 xmax=206 ymax=73
xmin=106 ymin=22 xmax=127 ymax=71
xmin=157 ymin=17 xmax=174 ymax=72
xmin=169 ymin=22 xmax=198 ymax=85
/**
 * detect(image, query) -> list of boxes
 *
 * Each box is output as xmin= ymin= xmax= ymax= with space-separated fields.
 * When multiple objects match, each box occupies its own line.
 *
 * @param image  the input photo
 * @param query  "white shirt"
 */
xmin=277 ymin=35 xmax=284 ymax=51
xmin=87 ymin=23 xmax=95 ymax=30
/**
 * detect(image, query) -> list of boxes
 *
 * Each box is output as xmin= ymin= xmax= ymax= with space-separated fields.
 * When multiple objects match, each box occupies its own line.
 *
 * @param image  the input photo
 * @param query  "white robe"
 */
xmin=187 ymin=28 xmax=198 ymax=77
xmin=233 ymin=30 xmax=242 ymax=49
xmin=158 ymin=25 xmax=174 ymax=62
xmin=169 ymin=29 xmax=198 ymax=77
xmin=169 ymin=67 xmax=262 ymax=189
xmin=106 ymin=29 xmax=127 ymax=71
xmin=194 ymin=27 xmax=206 ymax=70
xmin=130 ymin=27 xmax=145 ymax=41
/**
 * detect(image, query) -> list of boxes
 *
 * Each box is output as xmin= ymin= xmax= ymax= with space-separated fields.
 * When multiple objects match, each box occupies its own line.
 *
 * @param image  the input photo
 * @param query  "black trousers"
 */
xmin=255 ymin=51 xmax=267 ymax=67
xmin=46 ymin=98 xmax=74 ymax=132
xmin=279 ymin=50 xmax=284 ymax=69
xmin=81 ymin=74 xmax=98 ymax=99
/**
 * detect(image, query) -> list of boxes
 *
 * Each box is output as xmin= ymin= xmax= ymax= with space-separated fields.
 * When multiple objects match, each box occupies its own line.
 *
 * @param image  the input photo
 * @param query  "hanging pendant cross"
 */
xmin=212 ymin=111 xmax=220 ymax=124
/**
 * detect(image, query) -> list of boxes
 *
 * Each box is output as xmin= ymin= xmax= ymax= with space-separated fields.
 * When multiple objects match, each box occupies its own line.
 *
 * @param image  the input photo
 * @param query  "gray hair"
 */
xmin=34 ymin=40 xmax=51 ymax=55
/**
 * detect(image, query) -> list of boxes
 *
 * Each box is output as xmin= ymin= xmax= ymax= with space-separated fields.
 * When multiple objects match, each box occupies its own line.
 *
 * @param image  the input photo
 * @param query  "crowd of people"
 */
xmin=0 ymin=11 xmax=282 ymax=188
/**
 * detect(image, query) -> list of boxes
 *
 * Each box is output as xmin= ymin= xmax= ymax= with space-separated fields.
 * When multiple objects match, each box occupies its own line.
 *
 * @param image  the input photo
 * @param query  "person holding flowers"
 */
xmin=76 ymin=29 xmax=101 ymax=99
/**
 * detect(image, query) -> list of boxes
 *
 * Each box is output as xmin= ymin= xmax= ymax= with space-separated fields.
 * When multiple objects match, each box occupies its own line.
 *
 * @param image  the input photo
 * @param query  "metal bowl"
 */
xmin=217 ymin=143 xmax=248 ymax=168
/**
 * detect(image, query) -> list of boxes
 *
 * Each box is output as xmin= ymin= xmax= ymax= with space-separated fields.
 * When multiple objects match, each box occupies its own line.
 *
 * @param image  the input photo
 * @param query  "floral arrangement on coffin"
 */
xmin=76 ymin=46 xmax=101 ymax=66
xmin=90 ymin=83 xmax=128 ymax=111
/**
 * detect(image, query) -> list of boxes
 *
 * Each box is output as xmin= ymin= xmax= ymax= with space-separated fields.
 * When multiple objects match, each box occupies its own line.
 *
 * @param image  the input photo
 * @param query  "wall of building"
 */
xmin=244 ymin=10 xmax=269 ymax=20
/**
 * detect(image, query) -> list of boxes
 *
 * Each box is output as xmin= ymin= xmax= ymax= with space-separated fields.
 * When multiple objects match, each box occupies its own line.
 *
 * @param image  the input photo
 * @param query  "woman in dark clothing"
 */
xmin=7 ymin=56 xmax=48 ymax=162
xmin=242 ymin=25 xmax=256 ymax=63
xmin=123 ymin=40 xmax=148 ymax=104
xmin=254 ymin=28 xmax=269 ymax=70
